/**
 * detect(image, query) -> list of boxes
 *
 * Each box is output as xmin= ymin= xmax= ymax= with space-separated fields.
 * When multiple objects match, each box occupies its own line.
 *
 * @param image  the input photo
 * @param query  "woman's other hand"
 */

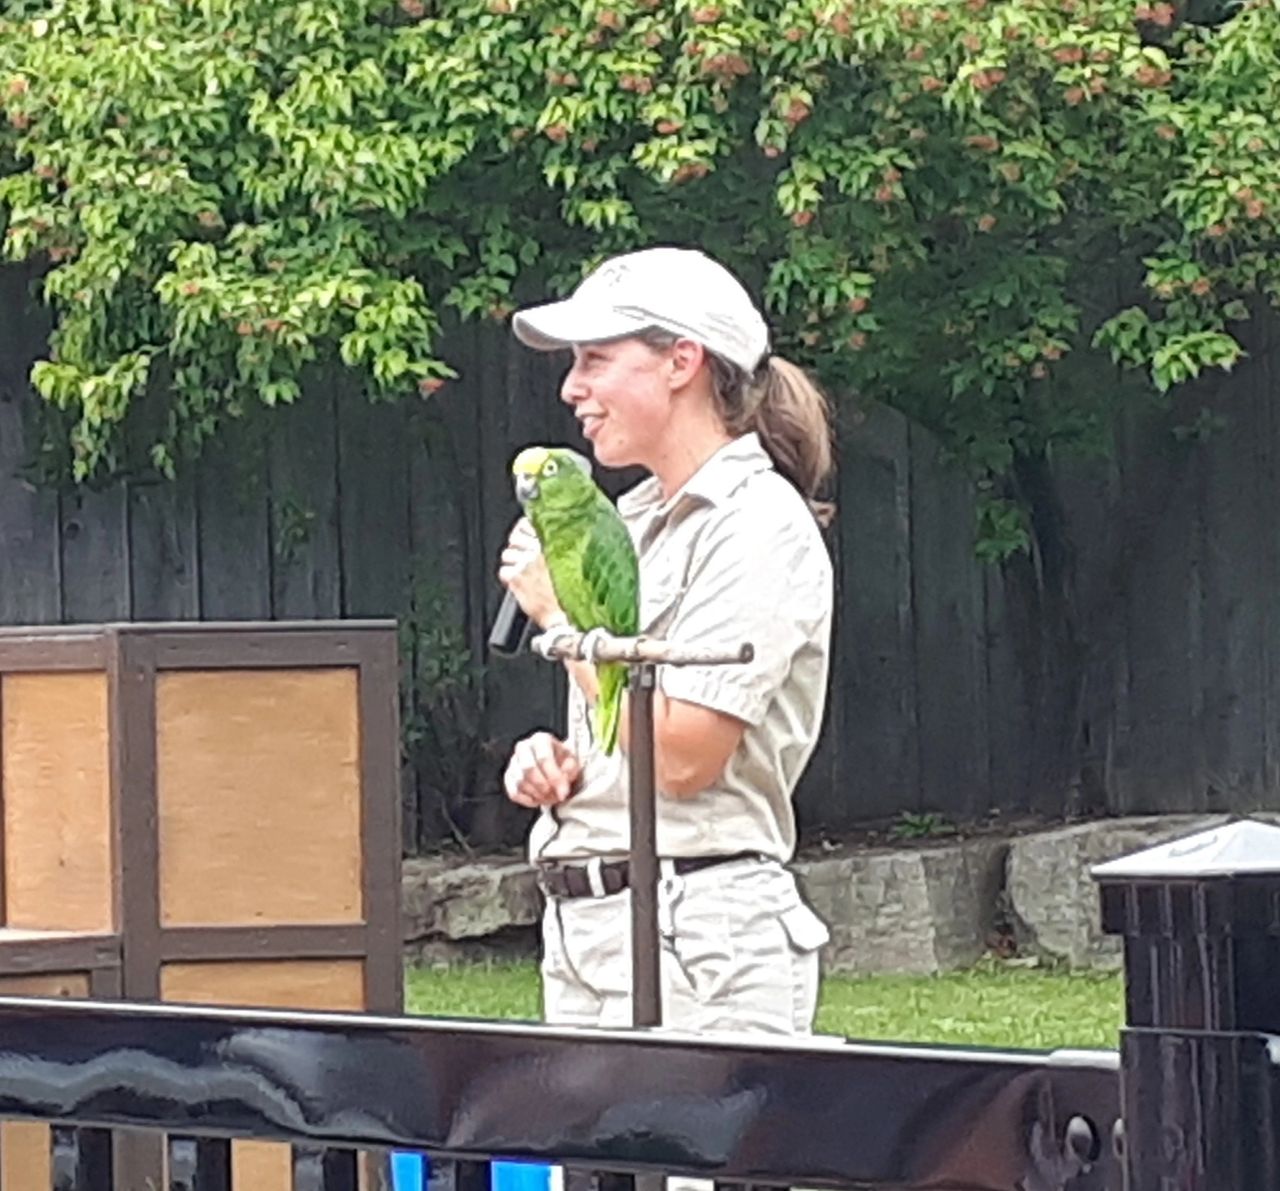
xmin=504 ymin=731 xmax=583 ymax=807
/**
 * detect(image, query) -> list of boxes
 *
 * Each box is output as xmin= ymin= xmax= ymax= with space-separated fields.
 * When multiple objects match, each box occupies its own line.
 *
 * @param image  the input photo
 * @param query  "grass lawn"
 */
xmin=406 ymin=959 xmax=1124 ymax=1051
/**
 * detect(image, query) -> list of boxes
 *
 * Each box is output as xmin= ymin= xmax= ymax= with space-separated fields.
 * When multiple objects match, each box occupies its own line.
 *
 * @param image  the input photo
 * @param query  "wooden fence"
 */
xmin=3 ymin=261 xmax=1280 ymax=850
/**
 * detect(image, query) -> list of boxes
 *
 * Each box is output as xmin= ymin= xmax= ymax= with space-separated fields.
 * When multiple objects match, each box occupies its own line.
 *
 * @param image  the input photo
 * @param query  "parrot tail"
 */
xmin=595 ymin=661 xmax=625 ymax=756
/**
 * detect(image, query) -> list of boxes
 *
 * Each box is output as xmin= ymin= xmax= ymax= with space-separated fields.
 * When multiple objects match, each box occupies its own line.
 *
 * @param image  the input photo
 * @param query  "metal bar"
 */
xmin=532 ymin=631 xmax=752 ymax=667
xmin=168 ymin=1136 xmax=231 ymax=1191
xmin=51 ymin=1125 xmax=113 ymax=1191
xmin=627 ymin=664 xmax=660 ymax=1029
xmin=0 ymin=996 xmax=1121 ymax=1189
xmin=292 ymin=1145 xmax=358 ymax=1191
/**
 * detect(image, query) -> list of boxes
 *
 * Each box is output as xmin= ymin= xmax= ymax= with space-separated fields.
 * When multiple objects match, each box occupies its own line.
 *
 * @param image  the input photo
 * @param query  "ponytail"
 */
xmin=636 ymin=328 xmax=837 ymax=525
xmin=743 ymin=355 xmax=835 ymax=526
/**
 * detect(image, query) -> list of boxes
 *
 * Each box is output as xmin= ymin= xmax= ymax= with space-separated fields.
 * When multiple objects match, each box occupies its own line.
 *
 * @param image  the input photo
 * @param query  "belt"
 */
xmin=537 ymin=851 xmax=762 ymax=899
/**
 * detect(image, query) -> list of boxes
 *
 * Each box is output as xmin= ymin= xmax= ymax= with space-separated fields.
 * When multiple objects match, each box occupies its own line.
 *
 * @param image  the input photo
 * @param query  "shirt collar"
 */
xmin=617 ymin=433 xmax=774 ymax=522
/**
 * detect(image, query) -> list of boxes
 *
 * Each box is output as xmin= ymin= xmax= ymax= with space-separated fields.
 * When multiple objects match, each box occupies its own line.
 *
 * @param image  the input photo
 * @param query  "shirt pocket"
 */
xmin=640 ymin=567 xmax=684 ymax=635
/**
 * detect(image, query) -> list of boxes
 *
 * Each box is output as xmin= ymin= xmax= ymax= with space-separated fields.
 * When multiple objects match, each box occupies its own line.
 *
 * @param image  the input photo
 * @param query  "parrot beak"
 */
xmin=515 ymin=474 xmax=539 ymax=504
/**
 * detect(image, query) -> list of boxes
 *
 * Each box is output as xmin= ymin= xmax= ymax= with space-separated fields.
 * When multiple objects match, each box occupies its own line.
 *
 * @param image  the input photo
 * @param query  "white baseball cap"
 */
xmin=511 ymin=246 xmax=770 ymax=374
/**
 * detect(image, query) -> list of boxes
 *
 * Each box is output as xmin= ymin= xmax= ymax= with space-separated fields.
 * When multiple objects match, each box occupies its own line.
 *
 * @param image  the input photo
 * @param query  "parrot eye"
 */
xmin=543 ymin=459 xmax=559 ymax=476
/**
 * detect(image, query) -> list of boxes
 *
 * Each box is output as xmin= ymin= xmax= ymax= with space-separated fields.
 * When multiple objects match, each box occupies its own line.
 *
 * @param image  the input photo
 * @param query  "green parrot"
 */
xmin=511 ymin=445 xmax=639 ymax=755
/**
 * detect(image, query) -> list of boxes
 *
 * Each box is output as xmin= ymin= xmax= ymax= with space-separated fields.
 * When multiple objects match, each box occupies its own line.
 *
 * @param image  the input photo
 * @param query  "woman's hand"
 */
xmin=504 ymin=732 xmax=582 ymax=807
xmin=498 ymin=518 xmax=564 ymax=630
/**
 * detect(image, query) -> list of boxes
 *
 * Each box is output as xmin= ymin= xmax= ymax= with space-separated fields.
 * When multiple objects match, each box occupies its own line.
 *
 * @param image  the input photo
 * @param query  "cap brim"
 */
xmin=512 ymin=298 xmax=649 ymax=352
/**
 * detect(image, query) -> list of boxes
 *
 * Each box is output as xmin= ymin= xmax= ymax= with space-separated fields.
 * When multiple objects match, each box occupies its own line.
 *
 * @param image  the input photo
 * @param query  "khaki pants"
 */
xmin=542 ymin=857 xmax=828 ymax=1032
xmin=541 ymin=858 xmax=829 ymax=1189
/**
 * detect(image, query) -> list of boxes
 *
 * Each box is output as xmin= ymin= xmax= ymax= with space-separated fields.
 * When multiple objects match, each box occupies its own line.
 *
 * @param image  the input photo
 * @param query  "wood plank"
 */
xmin=404 ymin=393 xmax=472 ymax=850
xmin=437 ymin=320 xmax=489 ymax=665
xmin=980 ymin=560 xmax=1034 ymax=817
xmin=197 ymin=421 xmax=271 ymax=619
xmin=1110 ymin=399 xmax=1205 ymax=813
xmin=269 ymin=373 xmax=342 ymax=619
xmin=128 ymin=477 xmax=199 ymax=620
xmin=827 ymin=401 xmax=918 ymax=824
xmin=59 ymin=485 xmax=130 ymax=623
xmin=908 ymin=421 xmax=990 ymax=822
xmin=1050 ymin=435 xmax=1127 ymax=818
xmin=337 ymin=376 xmax=411 ymax=619
xmin=1258 ymin=312 xmax=1280 ymax=797
xmin=0 ymin=265 xmax=61 ymax=626
xmin=1196 ymin=314 xmax=1270 ymax=809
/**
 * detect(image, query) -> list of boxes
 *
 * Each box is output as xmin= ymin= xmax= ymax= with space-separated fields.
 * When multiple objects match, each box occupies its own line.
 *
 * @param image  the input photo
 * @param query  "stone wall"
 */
xmin=402 ymin=814 xmax=1272 ymax=972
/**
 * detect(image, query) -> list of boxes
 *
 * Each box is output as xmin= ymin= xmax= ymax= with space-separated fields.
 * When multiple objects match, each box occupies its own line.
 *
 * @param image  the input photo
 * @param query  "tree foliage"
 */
xmin=1 ymin=0 xmax=1276 ymax=553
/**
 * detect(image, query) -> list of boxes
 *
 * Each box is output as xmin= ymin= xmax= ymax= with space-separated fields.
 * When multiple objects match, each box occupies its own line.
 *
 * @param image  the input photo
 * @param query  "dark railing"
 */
xmin=0 ymin=995 xmax=1119 ymax=1191
xmin=1 ymin=819 xmax=1278 ymax=1191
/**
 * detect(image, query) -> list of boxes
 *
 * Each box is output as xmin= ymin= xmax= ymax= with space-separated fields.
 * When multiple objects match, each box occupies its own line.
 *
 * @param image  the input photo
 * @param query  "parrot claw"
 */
xmin=533 ymin=621 xmax=578 ymax=661
xmin=580 ymin=627 xmax=609 ymax=662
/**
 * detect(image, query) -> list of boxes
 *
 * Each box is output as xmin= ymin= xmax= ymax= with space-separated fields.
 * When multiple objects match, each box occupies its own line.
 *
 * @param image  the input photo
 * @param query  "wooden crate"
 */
xmin=0 ymin=621 xmax=402 ymax=1188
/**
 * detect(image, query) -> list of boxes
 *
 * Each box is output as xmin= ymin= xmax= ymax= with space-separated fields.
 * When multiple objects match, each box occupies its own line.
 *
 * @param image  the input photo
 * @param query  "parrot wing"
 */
xmin=579 ymin=498 xmax=639 ymax=636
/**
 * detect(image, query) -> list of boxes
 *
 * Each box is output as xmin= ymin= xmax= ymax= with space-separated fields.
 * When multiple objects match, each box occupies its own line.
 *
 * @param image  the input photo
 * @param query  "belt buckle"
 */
xmin=535 ymin=865 xmax=561 ymax=898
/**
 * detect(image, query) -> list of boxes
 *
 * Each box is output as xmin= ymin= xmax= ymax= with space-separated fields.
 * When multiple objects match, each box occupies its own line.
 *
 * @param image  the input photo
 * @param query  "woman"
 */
xmin=499 ymin=245 xmax=834 ymax=1039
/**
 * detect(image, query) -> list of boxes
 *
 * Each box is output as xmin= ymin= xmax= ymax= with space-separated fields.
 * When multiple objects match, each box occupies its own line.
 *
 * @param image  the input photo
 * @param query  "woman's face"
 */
xmin=559 ymin=337 xmax=673 ymax=470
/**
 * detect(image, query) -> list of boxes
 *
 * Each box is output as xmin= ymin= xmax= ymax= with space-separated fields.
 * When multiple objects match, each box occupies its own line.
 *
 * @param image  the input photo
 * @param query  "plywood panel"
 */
xmin=160 ymin=959 xmax=366 ymax=1191
xmin=159 ymin=958 xmax=364 ymax=1009
xmin=0 ymin=971 xmax=90 ymax=995
xmin=1 ymin=1121 xmax=51 ymax=1190
xmin=2 ymin=673 xmax=113 ymax=931
xmin=156 ymin=669 xmax=363 ymax=926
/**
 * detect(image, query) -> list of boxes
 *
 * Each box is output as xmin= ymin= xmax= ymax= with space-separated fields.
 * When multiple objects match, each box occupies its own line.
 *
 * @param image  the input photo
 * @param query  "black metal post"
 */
xmin=1094 ymin=819 xmax=1280 ymax=1191
xmin=627 ymin=662 xmax=661 ymax=1028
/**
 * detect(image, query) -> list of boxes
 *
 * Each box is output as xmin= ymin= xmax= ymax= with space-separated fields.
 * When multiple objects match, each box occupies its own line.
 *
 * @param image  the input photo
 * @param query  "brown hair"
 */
xmin=639 ymin=329 xmax=836 ymax=525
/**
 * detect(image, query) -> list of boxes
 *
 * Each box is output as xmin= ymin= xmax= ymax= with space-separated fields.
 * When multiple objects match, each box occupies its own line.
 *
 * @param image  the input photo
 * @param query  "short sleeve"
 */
xmin=658 ymin=503 xmax=831 ymax=727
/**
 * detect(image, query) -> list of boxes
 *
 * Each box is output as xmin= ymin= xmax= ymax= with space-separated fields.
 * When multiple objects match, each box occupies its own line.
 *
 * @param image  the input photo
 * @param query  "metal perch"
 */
xmin=529 ymin=626 xmax=753 ymax=1029
xmin=531 ymin=629 xmax=753 ymax=667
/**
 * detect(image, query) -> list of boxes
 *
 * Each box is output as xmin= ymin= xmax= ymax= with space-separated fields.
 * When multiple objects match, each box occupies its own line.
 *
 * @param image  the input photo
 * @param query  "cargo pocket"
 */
xmin=779 ymin=901 xmax=828 ymax=1034
xmin=779 ymin=902 xmax=830 ymax=954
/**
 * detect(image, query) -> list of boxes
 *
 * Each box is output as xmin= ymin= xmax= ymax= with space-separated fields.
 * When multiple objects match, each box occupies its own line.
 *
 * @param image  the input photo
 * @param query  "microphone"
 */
xmin=488 ymin=447 xmax=594 ymax=658
xmin=488 ymin=590 xmax=533 ymax=656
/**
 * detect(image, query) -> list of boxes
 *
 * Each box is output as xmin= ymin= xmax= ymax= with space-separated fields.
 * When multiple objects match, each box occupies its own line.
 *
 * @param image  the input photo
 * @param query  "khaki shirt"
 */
xmin=528 ymin=433 xmax=833 ymax=863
